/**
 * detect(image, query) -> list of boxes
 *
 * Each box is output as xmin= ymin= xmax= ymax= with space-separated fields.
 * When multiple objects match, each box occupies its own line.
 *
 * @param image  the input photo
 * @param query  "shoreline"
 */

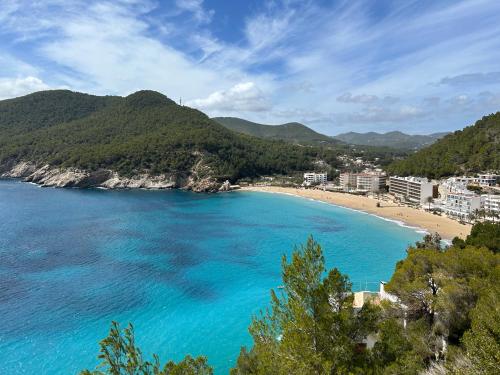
xmin=241 ymin=186 xmax=471 ymax=240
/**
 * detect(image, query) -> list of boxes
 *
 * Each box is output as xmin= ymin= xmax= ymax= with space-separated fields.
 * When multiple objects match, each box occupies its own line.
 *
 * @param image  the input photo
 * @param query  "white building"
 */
xmin=447 ymin=174 xmax=498 ymax=187
xmin=444 ymin=191 xmax=482 ymax=221
xmin=303 ymin=172 xmax=327 ymax=185
xmin=478 ymin=174 xmax=498 ymax=187
xmin=483 ymin=194 xmax=500 ymax=217
xmin=389 ymin=176 xmax=434 ymax=204
xmin=340 ymin=172 xmax=386 ymax=192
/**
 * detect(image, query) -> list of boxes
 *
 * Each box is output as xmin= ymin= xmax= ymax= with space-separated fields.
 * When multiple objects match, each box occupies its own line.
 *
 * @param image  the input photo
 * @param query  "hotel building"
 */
xmin=388 ymin=176 xmax=434 ymax=204
xmin=483 ymin=194 xmax=500 ymax=216
xmin=340 ymin=172 xmax=387 ymax=192
xmin=304 ymin=172 xmax=328 ymax=185
xmin=444 ymin=190 xmax=482 ymax=221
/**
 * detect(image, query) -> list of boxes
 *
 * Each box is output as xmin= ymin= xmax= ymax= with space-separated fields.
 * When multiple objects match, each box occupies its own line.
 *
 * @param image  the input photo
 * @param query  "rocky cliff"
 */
xmin=0 ymin=161 xmax=223 ymax=192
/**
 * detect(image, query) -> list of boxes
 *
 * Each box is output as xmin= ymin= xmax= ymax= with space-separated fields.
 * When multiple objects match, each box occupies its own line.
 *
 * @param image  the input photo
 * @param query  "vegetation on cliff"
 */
xmin=387 ymin=112 xmax=500 ymax=178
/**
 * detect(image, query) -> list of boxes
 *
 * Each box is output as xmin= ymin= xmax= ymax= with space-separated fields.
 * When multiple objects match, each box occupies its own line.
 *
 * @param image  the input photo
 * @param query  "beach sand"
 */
xmin=241 ymin=186 xmax=471 ymax=240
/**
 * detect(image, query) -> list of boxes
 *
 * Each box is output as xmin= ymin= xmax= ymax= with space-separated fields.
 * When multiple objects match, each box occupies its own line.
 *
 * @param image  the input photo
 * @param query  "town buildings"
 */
xmin=303 ymin=172 xmax=328 ymax=185
xmin=388 ymin=176 xmax=434 ymax=204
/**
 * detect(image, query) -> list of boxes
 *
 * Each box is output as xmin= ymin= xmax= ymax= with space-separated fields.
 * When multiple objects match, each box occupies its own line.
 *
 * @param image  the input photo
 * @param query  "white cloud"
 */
xmin=175 ymin=0 xmax=214 ymax=24
xmin=188 ymin=82 xmax=271 ymax=113
xmin=0 ymin=76 xmax=50 ymax=100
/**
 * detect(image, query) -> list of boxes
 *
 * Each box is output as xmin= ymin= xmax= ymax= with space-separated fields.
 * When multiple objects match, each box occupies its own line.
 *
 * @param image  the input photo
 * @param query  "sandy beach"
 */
xmin=241 ymin=186 xmax=471 ymax=240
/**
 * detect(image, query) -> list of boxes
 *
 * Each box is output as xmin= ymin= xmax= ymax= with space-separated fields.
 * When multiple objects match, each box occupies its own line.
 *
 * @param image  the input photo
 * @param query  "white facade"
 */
xmin=304 ymin=172 xmax=327 ymax=185
xmin=340 ymin=172 xmax=386 ymax=192
xmin=483 ymin=194 xmax=500 ymax=216
xmin=444 ymin=191 xmax=482 ymax=220
xmin=389 ymin=176 xmax=434 ymax=204
xmin=446 ymin=174 xmax=498 ymax=187
xmin=478 ymin=174 xmax=498 ymax=186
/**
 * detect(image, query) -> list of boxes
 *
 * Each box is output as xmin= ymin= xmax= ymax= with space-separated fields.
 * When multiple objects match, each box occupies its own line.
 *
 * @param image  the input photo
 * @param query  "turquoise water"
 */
xmin=0 ymin=180 xmax=422 ymax=374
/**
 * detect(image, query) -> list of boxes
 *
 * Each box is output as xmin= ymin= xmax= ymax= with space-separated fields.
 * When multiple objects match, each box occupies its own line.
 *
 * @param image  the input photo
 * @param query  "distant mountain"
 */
xmin=0 ymin=90 xmax=341 ymax=191
xmin=387 ymin=112 xmax=500 ymax=178
xmin=212 ymin=117 xmax=341 ymax=146
xmin=332 ymin=131 xmax=449 ymax=150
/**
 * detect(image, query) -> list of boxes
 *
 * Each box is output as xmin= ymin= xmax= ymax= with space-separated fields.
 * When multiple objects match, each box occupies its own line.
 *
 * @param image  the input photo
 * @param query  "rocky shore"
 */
xmin=0 ymin=161 xmax=229 ymax=192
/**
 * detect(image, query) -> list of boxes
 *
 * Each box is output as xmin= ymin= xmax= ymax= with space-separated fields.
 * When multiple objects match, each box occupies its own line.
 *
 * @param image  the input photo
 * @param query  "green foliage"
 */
xmin=231 ymin=237 xmax=380 ymax=374
xmin=461 ymin=276 xmax=500 ymax=375
xmin=386 ymin=229 xmax=500 ymax=374
xmin=464 ymin=221 xmax=500 ymax=253
xmin=387 ymin=112 xmax=500 ymax=178
xmin=0 ymin=90 xmax=342 ymax=181
xmin=80 ymin=321 xmax=212 ymax=375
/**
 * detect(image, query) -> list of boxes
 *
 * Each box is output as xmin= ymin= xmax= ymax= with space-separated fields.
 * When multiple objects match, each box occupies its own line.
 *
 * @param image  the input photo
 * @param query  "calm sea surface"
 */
xmin=0 ymin=180 xmax=422 ymax=374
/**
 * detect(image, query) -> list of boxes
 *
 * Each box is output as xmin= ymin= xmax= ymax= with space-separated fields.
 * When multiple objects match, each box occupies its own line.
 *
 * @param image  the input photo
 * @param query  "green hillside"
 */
xmin=387 ymin=112 xmax=500 ymax=178
xmin=333 ymin=130 xmax=448 ymax=150
xmin=212 ymin=116 xmax=341 ymax=146
xmin=0 ymin=90 xmax=119 ymax=137
xmin=0 ymin=90 xmax=340 ymax=182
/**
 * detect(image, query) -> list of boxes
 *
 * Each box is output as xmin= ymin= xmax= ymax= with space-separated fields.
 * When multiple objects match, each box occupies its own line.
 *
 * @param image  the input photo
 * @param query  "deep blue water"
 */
xmin=0 ymin=180 xmax=422 ymax=374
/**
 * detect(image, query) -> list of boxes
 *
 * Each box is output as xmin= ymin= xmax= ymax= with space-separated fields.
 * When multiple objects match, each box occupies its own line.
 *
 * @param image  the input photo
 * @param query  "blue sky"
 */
xmin=1 ymin=0 xmax=500 ymax=135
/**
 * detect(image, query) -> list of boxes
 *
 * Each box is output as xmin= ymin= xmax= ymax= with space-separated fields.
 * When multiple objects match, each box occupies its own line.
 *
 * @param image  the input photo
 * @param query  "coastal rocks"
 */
xmin=0 ymin=160 xmax=224 ymax=192
xmin=26 ymin=165 xmax=91 ymax=187
xmin=184 ymin=159 xmax=220 ymax=192
xmin=0 ymin=161 xmax=37 ymax=178
xmin=100 ymin=172 xmax=177 ymax=189
xmin=219 ymin=180 xmax=231 ymax=191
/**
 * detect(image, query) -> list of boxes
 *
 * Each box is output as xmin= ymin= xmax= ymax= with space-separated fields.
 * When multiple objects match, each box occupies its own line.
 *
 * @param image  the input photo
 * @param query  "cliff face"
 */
xmin=0 ymin=161 xmax=222 ymax=192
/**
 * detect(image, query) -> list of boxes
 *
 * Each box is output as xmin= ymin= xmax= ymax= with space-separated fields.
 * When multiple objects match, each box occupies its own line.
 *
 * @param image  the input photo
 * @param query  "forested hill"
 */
xmin=0 ymin=90 xmax=340 ymax=185
xmin=0 ymin=90 xmax=120 ymax=137
xmin=212 ymin=116 xmax=341 ymax=146
xmin=387 ymin=112 xmax=500 ymax=178
xmin=333 ymin=130 xmax=448 ymax=150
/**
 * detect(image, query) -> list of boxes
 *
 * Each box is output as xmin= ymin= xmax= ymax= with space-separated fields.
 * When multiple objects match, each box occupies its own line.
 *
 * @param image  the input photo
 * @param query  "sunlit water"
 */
xmin=0 ymin=180 xmax=422 ymax=374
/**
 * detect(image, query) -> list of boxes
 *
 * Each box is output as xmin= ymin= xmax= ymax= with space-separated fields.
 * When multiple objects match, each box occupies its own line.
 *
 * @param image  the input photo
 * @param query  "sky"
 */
xmin=1 ymin=0 xmax=500 ymax=135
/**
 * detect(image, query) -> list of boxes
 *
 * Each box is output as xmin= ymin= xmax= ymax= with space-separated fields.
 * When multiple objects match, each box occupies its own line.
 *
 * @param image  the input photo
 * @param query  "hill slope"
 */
xmin=212 ymin=117 xmax=341 ymax=146
xmin=333 ymin=131 xmax=448 ymax=150
xmin=0 ymin=90 xmax=339 ymax=191
xmin=387 ymin=113 xmax=500 ymax=178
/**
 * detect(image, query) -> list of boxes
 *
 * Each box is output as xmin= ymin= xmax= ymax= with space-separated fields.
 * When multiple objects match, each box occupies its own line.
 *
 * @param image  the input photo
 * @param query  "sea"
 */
xmin=0 ymin=180 xmax=422 ymax=374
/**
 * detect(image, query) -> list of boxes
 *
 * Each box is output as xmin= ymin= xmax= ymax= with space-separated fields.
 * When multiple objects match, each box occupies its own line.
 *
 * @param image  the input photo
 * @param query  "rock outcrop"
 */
xmin=183 ymin=158 xmax=221 ymax=193
xmin=0 ymin=161 xmax=224 ymax=192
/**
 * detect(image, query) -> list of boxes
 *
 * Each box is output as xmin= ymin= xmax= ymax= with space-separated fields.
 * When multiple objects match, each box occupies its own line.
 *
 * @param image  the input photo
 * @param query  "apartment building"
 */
xmin=389 ymin=176 xmax=433 ymax=204
xmin=339 ymin=173 xmax=358 ymax=189
xmin=304 ymin=172 xmax=328 ymax=185
xmin=444 ymin=191 xmax=482 ymax=221
xmin=478 ymin=174 xmax=498 ymax=186
xmin=340 ymin=172 xmax=387 ymax=192
xmin=483 ymin=194 xmax=500 ymax=216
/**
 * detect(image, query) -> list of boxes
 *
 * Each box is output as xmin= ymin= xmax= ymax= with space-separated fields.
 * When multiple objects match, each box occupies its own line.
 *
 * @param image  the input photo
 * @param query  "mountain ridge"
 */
xmin=212 ymin=116 xmax=341 ymax=146
xmin=333 ymin=130 xmax=449 ymax=150
xmin=387 ymin=112 xmax=500 ymax=178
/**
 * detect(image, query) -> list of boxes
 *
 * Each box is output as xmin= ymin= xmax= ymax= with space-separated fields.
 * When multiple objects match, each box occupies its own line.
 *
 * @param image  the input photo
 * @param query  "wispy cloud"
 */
xmin=1 ymin=0 xmax=500 ymax=134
